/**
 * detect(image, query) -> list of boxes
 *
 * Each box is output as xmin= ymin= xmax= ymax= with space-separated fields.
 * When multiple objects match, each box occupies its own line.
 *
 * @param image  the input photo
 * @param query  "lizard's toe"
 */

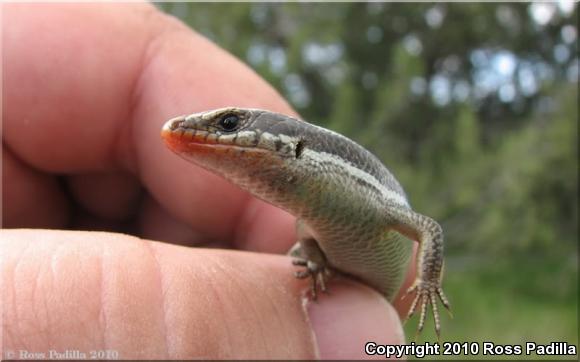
xmin=404 ymin=279 xmax=451 ymax=339
xmin=292 ymin=257 xmax=331 ymax=300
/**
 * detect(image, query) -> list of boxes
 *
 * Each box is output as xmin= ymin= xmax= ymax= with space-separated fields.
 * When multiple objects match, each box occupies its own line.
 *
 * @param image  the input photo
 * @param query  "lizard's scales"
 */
xmin=161 ymin=107 xmax=450 ymax=336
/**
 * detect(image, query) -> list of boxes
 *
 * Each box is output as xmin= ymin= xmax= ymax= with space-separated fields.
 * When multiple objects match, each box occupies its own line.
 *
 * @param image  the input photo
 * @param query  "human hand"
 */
xmin=2 ymin=3 xmax=413 ymax=359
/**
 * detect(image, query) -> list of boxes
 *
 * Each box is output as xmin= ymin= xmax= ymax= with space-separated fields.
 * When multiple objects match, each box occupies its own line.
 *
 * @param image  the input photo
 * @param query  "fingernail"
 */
xmin=306 ymin=280 xmax=405 ymax=359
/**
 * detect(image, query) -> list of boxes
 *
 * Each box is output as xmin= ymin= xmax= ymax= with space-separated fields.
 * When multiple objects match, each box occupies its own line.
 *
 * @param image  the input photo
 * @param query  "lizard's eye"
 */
xmin=218 ymin=114 xmax=240 ymax=132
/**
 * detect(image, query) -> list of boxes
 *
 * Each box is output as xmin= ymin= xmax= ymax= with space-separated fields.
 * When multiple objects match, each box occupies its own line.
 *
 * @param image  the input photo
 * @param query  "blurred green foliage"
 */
xmin=158 ymin=2 xmax=578 ymax=356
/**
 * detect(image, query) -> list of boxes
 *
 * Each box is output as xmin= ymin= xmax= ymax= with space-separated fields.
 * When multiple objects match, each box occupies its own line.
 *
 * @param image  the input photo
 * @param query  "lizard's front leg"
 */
xmin=288 ymin=220 xmax=333 ymax=299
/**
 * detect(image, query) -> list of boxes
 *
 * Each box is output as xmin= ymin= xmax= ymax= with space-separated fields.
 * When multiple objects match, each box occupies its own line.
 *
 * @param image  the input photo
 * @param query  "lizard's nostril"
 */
xmin=163 ymin=116 xmax=186 ymax=132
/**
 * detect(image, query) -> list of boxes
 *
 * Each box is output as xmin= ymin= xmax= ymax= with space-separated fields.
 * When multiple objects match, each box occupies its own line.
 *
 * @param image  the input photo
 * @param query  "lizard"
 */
xmin=161 ymin=107 xmax=451 ymax=337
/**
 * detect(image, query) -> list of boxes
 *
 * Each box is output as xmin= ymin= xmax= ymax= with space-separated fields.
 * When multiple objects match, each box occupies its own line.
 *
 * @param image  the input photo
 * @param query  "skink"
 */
xmin=161 ymin=107 xmax=450 ymax=336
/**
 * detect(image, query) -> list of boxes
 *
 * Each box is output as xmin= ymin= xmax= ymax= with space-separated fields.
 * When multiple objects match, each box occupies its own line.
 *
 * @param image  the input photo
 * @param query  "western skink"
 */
xmin=161 ymin=107 xmax=450 ymax=336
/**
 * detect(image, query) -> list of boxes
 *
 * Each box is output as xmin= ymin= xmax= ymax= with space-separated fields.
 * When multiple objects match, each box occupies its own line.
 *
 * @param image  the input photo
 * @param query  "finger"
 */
xmin=0 ymin=229 xmax=314 ymax=359
xmin=130 ymin=8 xmax=297 ymax=250
xmin=1 ymin=229 xmax=404 ymax=359
xmin=307 ymin=280 xmax=406 ymax=359
xmin=2 ymin=147 xmax=70 ymax=228
xmin=3 ymin=3 xmax=295 ymax=249
xmin=66 ymin=173 xmax=143 ymax=222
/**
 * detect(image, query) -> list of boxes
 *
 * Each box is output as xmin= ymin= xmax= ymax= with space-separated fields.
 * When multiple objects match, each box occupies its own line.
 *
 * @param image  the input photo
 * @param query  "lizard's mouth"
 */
xmin=161 ymin=116 xmax=220 ymax=149
xmin=161 ymin=116 xmax=267 ymax=157
xmin=161 ymin=114 xmax=297 ymax=160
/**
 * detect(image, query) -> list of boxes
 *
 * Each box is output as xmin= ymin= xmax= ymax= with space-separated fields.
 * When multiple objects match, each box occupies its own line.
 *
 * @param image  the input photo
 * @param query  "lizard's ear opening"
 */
xmin=295 ymin=139 xmax=306 ymax=158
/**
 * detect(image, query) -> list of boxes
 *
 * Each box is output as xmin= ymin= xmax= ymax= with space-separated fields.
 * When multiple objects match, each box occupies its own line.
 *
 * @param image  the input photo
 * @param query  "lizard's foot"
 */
xmin=403 ymin=279 xmax=451 ymax=339
xmin=292 ymin=258 xmax=331 ymax=300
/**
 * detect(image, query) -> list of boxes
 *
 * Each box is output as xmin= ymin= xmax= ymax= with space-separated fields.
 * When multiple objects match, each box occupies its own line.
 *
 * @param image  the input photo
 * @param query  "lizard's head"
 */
xmin=161 ymin=107 xmax=305 ymax=186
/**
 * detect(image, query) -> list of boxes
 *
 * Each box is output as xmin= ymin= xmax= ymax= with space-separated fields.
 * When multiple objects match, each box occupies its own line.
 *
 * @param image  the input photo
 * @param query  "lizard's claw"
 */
xmin=403 ymin=279 xmax=451 ymax=339
xmin=292 ymin=258 xmax=331 ymax=300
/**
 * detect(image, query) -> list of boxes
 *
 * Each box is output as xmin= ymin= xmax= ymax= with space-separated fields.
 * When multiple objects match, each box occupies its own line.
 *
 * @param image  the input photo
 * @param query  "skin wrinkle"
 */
xmin=6 ymin=257 xmax=17 ymax=348
xmin=3 ymin=232 xmax=326 ymax=358
xmin=231 ymin=197 xmax=262 ymax=250
xmin=99 ymin=239 xmax=111 ymax=354
xmin=260 ymin=263 xmax=305 ymax=357
xmin=143 ymin=240 xmax=171 ymax=358
xmin=226 ymin=257 xmax=264 ymax=357
xmin=252 ymin=263 xmax=293 ymax=357
xmin=27 ymin=242 xmax=49 ymax=350
xmin=91 ymin=239 xmax=106 ymax=352
xmin=266 ymin=283 xmax=298 ymax=357
xmin=200 ymin=258 xmax=234 ymax=358
xmin=45 ymin=243 xmax=62 ymax=348
xmin=247 ymin=261 xmax=278 ymax=353
xmin=214 ymin=258 xmax=270 ymax=357
xmin=50 ymin=241 xmax=89 ymax=347
xmin=9 ymin=242 xmax=27 ymax=349
xmin=37 ymin=249 xmax=52 ymax=347
xmin=190 ymin=266 xmax=221 ymax=359
xmin=300 ymin=295 xmax=321 ymax=359
xmin=99 ymin=234 xmax=165 ymax=358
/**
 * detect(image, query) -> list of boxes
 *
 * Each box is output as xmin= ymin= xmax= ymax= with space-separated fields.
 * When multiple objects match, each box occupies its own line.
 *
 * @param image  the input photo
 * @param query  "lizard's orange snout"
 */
xmin=161 ymin=115 xmax=186 ymax=135
xmin=161 ymin=115 xmax=190 ymax=152
xmin=161 ymin=114 xmax=220 ymax=155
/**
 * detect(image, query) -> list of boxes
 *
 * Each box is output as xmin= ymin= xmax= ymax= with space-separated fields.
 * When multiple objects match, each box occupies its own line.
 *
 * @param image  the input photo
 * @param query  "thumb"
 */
xmin=1 ymin=229 xmax=404 ymax=359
